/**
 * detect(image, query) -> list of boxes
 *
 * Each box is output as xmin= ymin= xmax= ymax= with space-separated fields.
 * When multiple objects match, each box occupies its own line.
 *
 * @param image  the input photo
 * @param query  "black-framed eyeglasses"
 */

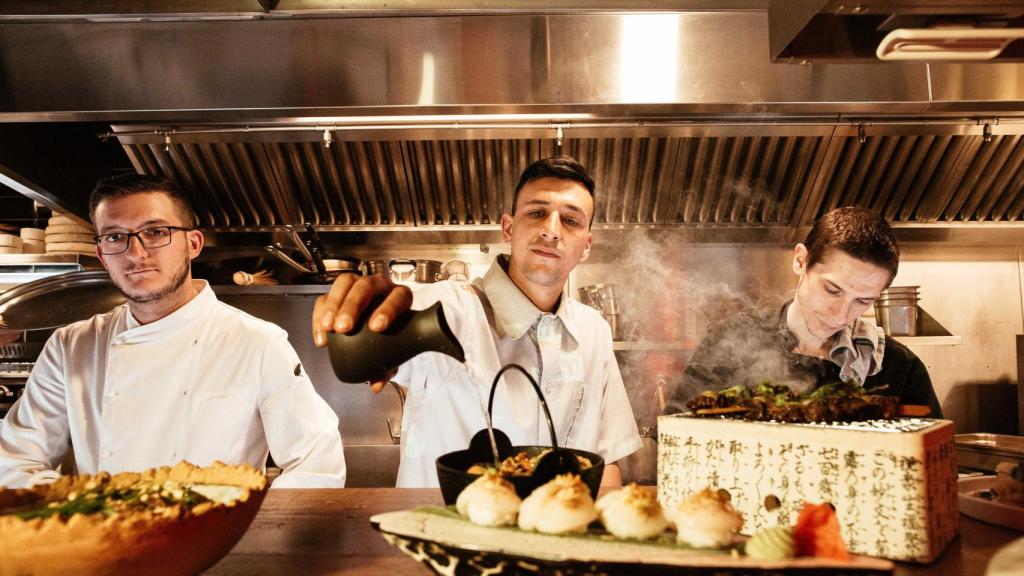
xmin=93 ymin=226 xmax=192 ymax=255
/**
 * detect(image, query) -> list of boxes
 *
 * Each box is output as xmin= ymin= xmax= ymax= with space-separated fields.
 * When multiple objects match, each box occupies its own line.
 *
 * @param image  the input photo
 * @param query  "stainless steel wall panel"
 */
xmin=0 ymin=13 xmax=938 ymax=120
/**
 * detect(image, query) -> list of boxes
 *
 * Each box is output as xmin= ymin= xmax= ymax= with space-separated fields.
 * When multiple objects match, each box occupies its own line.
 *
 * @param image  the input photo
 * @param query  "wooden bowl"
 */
xmin=0 ymin=461 xmax=267 ymax=575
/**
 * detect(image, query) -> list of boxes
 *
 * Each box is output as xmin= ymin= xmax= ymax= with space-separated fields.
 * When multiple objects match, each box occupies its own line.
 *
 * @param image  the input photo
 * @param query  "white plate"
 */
xmin=987 ymin=536 xmax=1024 ymax=576
xmin=958 ymin=476 xmax=1024 ymax=531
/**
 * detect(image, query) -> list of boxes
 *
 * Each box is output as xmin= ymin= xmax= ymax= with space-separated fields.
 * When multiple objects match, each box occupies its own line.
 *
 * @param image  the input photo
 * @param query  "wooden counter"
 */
xmin=207 ymin=488 xmax=1020 ymax=575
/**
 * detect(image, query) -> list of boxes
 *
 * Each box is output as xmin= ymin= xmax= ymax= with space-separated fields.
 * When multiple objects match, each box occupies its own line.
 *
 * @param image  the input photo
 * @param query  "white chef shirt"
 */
xmin=0 ymin=281 xmax=346 ymax=489
xmin=393 ymin=255 xmax=641 ymax=487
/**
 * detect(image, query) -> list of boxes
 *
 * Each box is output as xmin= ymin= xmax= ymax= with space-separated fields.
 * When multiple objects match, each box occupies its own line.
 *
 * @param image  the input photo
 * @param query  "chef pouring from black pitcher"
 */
xmin=311 ymin=156 xmax=641 ymax=488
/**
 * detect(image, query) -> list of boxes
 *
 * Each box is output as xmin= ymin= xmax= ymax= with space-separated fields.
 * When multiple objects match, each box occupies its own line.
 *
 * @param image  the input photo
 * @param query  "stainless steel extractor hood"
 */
xmin=2 ymin=8 xmax=1024 ymax=241
xmin=105 ymin=120 xmax=1024 ymax=234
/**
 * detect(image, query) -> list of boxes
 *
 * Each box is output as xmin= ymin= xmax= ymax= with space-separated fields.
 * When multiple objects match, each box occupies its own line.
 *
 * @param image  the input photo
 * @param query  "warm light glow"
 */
xmin=298 ymin=113 xmax=594 ymax=124
xmin=619 ymin=14 xmax=679 ymax=103
xmin=417 ymin=52 xmax=436 ymax=105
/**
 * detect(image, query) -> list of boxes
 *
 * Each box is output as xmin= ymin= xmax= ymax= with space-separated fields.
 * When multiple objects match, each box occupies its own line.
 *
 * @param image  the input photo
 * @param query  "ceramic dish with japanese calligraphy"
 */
xmin=371 ymin=507 xmax=895 ymax=576
xmin=958 ymin=476 xmax=1024 ymax=532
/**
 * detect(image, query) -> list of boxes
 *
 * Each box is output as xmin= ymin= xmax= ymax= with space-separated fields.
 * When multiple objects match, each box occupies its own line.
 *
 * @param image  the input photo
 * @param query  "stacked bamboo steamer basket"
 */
xmin=45 ymin=213 xmax=96 ymax=256
xmin=19 ymin=227 xmax=45 ymax=253
xmin=0 ymin=229 xmax=21 ymax=254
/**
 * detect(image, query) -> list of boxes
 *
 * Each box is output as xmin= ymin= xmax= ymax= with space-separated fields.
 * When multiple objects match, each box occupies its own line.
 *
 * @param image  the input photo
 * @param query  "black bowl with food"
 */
xmin=435 ymin=363 xmax=605 ymax=505
xmin=436 ymin=438 xmax=604 ymax=505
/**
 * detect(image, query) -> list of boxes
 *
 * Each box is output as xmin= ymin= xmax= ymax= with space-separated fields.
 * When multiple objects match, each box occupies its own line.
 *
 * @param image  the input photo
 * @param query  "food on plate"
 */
xmin=517 ymin=473 xmax=597 ymax=534
xmin=467 ymin=449 xmax=592 ymax=477
xmin=987 ymin=462 xmax=1024 ymax=505
xmin=668 ymin=487 xmax=744 ymax=548
xmin=686 ymin=382 xmax=899 ymax=423
xmin=745 ymin=526 xmax=796 ymax=560
xmin=595 ymin=483 xmax=669 ymax=539
xmin=455 ymin=472 xmax=521 ymax=527
xmin=793 ymin=502 xmax=849 ymax=560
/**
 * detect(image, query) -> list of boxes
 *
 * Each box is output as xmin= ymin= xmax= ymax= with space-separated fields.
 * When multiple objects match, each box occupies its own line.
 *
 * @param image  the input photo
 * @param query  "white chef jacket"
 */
xmin=0 ymin=281 xmax=346 ymax=489
xmin=393 ymin=255 xmax=641 ymax=487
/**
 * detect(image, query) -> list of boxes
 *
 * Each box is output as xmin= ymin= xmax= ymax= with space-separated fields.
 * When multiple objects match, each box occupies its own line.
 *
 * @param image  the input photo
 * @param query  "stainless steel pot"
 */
xmin=363 ymin=259 xmax=390 ymax=276
xmin=388 ymin=259 xmax=417 ymax=282
xmin=364 ymin=258 xmax=447 ymax=283
xmin=385 ymin=259 xmax=443 ymax=283
xmin=874 ymin=285 xmax=920 ymax=336
xmin=411 ymin=259 xmax=442 ymax=283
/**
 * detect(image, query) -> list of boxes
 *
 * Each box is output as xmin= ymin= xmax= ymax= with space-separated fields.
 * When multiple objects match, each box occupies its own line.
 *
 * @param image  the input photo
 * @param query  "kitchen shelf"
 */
xmin=893 ymin=335 xmax=962 ymax=346
xmin=887 ymin=308 xmax=961 ymax=346
xmin=612 ymin=341 xmax=697 ymax=351
xmin=213 ymin=284 xmax=331 ymax=295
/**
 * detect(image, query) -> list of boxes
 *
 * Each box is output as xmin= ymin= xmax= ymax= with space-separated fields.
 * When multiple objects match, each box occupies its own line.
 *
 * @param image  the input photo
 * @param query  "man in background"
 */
xmin=666 ymin=206 xmax=941 ymax=416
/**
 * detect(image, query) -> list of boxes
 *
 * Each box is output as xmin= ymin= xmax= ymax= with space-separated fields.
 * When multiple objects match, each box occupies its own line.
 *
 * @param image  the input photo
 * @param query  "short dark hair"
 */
xmin=89 ymin=174 xmax=197 ymax=228
xmin=804 ymin=206 xmax=900 ymax=282
xmin=512 ymin=156 xmax=596 ymax=224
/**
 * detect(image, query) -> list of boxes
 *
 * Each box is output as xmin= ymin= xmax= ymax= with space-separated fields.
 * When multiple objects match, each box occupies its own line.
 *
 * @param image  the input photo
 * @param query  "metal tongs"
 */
xmin=263 ymin=222 xmax=331 ymax=282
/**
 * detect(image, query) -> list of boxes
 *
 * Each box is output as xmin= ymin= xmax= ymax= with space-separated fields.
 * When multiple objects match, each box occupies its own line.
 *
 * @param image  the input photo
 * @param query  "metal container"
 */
xmin=384 ymin=259 xmax=442 ymax=283
xmin=387 ymin=259 xmax=416 ymax=282
xmin=577 ymin=283 xmax=622 ymax=340
xmin=363 ymin=259 xmax=390 ymax=276
xmin=439 ymin=260 xmax=470 ymax=282
xmin=411 ymin=259 xmax=442 ymax=283
xmin=364 ymin=258 xmax=446 ymax=283
xmin=875 ymin=286 xmax=920 ymax=336
xmin=955 ymin=433 xmax=1024 ymax=473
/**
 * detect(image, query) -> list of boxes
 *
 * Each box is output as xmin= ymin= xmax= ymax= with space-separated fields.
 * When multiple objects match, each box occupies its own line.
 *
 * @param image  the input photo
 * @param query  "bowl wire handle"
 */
xmin=486 ymin=363 xmax=558 ymax=450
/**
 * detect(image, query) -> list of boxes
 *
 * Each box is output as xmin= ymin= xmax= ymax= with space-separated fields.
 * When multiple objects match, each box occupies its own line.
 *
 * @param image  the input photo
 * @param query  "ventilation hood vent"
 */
xmin=111 ymin=121 xmax=1024 ymax=233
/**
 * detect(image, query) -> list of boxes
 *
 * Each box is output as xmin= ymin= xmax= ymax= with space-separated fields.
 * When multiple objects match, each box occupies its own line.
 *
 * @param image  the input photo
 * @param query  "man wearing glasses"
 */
xmin=0 ymin=174 xmax=346 ymax=488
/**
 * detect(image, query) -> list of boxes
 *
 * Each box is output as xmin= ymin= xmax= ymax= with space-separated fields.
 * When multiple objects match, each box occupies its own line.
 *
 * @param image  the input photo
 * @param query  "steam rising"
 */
xmin=579 ymin=231 xmax=797 ymax=423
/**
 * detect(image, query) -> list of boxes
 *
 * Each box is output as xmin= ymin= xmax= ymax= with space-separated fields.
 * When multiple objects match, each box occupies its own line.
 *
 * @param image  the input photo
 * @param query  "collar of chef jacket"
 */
xmin=476 ymin=254 xmax=582 ymax=347
xmin=120 ymin=280 xmax=216 ymax=342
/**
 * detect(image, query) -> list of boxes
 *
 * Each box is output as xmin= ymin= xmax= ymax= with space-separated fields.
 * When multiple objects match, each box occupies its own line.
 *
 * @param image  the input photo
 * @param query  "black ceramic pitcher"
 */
xmin=326 ymin=301 xmax=465 ymax=383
